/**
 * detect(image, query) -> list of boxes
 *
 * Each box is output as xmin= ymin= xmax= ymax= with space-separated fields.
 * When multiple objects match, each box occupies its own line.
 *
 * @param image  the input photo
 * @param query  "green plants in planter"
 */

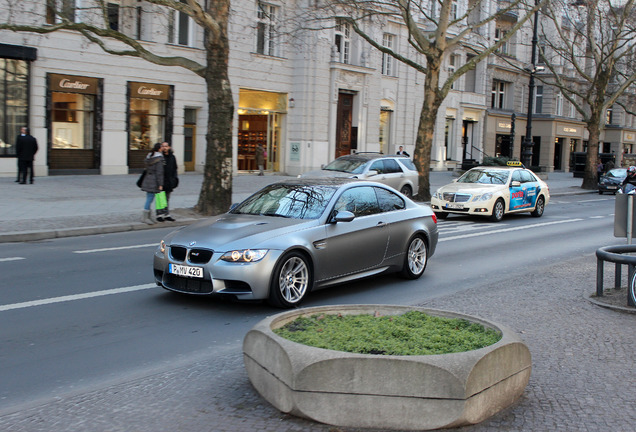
xmin=273 ymin=310 xmax=502 ymax=355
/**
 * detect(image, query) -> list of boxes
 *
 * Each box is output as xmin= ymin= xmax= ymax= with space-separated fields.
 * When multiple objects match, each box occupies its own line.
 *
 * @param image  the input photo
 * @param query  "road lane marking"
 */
xmin=440 ymin=218 xmax=584 ymax=242
xmin=0 ymin=257 xmax=25 ymax=262
xmin=0 ymin=284 xmax=157 ymax=312
xmin=74 ymin=244 xmax=157 ymax=254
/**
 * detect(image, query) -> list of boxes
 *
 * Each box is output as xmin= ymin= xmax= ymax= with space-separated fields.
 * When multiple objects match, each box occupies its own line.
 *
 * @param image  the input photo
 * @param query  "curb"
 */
xmin=0 ymin=217 xmax=204 ymax=243
xmin=585 ymin=292 xmax=636 ymax=314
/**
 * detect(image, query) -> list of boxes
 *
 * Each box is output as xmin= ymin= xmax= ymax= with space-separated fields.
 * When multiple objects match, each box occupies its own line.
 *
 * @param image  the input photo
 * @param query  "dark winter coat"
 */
xmin=162 ymin=150 xmax=179 ymax=193
xmin=141 ymin=152 xmax=164 ymax=193
xmin=16 ymin=134 xmax=38 ymax=161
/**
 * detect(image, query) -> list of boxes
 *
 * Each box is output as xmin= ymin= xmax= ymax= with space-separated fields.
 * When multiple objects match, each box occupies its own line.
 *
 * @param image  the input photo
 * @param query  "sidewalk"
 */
xmin=0 ymin=170 xmax=590 ymax=243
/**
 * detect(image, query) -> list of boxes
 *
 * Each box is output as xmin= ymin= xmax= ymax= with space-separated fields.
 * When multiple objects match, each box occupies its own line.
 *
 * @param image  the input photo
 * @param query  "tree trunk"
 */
xmin=196 ymin=2 xmax=233 ymax=215
xmin=582 ymin=118 xmax=601 ymax=190
xmin=413 ymin=59 xmax=442 ymax=202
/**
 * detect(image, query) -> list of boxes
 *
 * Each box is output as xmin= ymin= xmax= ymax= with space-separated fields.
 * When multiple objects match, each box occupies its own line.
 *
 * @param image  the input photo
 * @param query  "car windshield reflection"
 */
xmin=323 ymin=158 xmax=368 ymax=174
xmin=231 ymin=184 xmax=338 ymax=219
xmin=458 ymin=169 xmax=509 ymax=185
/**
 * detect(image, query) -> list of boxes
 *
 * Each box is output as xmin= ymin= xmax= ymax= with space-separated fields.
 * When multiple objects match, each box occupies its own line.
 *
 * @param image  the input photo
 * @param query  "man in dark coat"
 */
xmin=16 ymin=127 xmax=38 ymax=184
xmin=160 ymin=141 xmax=179 ymax=222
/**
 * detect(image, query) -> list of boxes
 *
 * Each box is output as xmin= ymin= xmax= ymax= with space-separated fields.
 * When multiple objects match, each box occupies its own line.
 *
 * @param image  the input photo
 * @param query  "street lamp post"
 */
xmin=521 ymin=1 xmax=541 ymax=168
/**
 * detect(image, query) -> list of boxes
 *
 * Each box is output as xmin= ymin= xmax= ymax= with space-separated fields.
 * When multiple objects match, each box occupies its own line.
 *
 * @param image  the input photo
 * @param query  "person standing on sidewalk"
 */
xmin=16 ymin=127 xmax=38 ymax=184
xmin=159 ymin=141 xmax=178 ymax=222
xmin=140 ymin=142 xmax=164 ymax=224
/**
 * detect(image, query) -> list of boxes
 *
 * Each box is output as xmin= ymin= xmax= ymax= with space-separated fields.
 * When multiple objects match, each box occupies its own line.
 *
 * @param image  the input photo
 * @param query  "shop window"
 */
xmin=0 ymin=58 xmax=29 ymax=157
xmin=379 ymin=109 xmax=392 ymax=154
xmin=382 ymin=34 xmax=394 ymax=76
xmin=51 ymin=92 xmax=94 ymax=149
xmin=256 ymin=2 xmax=279 ymax=56
xmin=129 ymin=98 xmax=166 ymax=151
xmin=168 ymin=0 xmax=194 ymax=46
xmin=334 ymin=18 xmax=351 ymax=64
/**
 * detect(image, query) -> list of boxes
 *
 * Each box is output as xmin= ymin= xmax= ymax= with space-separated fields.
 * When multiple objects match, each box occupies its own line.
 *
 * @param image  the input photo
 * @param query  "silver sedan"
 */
xmin=153 ymin=178 xmax=438 ymax=308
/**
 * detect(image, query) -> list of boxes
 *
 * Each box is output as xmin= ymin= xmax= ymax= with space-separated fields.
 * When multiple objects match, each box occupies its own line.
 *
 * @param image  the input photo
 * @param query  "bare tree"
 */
xmin=0 ymin=0 xmax=232 ymax=215
xmin=539 ymin=0 xmax=636 ymax=189
xmin=294 ymin=0 xmax=544 ymax=200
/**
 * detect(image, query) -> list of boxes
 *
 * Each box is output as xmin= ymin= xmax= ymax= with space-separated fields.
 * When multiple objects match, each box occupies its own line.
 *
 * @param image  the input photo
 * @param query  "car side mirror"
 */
xmin=367 ymin=170 xmax=379 ymax=177
xmin=331 ymin=210 xmax=355 ymax=223
xmin=511 ymin=181 xmax=521 ymax=187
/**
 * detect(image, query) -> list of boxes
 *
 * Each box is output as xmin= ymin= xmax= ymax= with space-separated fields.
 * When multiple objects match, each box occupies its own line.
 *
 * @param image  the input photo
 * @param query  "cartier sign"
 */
xmin=129 ymin=82 xmax=170 ymax=100
xmin=49 ymin=73 xmax=98 ymax=94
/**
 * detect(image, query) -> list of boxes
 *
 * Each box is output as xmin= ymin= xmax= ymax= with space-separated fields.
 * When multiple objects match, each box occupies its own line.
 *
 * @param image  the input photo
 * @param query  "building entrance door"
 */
xmin=336 ymin=92 xmax=353 ymax=158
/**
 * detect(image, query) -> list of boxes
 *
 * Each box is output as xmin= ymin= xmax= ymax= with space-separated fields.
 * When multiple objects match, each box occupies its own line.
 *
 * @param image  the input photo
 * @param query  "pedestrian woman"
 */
xmin=255 ymin=143 xmax=265 ymax=176
xmin=140 ymin=142 xmax=164 ymax=224
xmin=159 ymin=141 xmax=179 ymax=222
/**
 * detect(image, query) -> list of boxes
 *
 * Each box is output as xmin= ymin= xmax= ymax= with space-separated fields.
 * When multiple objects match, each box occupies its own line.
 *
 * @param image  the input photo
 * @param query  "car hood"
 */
xmin=600 ymin=175 xmax=624 ymax=183
xmin=300 ymin=169 xmax=356 ymax=178
xmin=436 ymin=182 xmax=504 ymax=195
xmin=166 ymin=213 xmax=315 ymax=249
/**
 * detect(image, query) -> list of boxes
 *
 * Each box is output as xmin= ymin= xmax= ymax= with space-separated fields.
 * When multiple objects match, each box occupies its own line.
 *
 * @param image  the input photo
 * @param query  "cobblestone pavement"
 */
xmin=1 ymin=254 xmax=634 ymax=432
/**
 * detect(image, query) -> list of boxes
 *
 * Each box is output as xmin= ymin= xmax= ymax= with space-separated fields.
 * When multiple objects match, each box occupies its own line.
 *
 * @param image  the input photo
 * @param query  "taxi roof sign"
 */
xmin=507 ymin=161 xmax=524 ymax=167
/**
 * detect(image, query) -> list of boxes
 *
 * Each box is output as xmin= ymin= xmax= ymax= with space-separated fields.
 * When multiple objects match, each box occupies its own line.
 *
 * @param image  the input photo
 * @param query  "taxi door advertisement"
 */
xmin=509 ymin=182 xmax=539 ymax=211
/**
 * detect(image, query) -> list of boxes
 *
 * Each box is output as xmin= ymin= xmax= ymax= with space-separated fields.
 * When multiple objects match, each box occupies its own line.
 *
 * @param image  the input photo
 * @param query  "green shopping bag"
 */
xmin=155 ymin=191 xmax=168 ymax=211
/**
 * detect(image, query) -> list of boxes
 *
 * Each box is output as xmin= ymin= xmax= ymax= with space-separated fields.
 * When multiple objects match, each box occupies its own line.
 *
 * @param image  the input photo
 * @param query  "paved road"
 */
xmin=2 ymin=171 xmax=634 ymax=431
xmin=0 ymin=254 xmax=634 ymax=432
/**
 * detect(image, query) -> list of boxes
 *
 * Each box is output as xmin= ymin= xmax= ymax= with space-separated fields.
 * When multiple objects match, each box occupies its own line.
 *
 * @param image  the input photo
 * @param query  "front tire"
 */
xmin=400 ymin=235 xmax=428 ymax=279
xmin=531 ymin=196 xmax=545 ymax=217
xmin=489 ymin=199 xmax=505 ymax=222
xmin=268 ymin=251 xmax=312 ymax=308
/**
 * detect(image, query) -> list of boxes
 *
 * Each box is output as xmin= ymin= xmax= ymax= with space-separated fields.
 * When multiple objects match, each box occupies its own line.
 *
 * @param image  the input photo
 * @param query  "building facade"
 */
xmin=1 ymin=0 xmax=634 ymax=179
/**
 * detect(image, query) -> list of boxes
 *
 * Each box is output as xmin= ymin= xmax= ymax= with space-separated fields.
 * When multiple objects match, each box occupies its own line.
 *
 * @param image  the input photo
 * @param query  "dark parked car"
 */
xmin=153 ymin=178 xmax=438 ymax=308
xmin=598 ymin=168 xmax=627 ymax=194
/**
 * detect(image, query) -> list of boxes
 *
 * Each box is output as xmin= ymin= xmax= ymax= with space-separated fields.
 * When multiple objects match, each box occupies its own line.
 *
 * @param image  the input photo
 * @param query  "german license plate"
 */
xmin=446 ymin=203 xmax=464 ymax=210
xmin=607 ymin=186 xmax=617 ymax=190
xmin=169 ymin=264 xmax=203 ymax=278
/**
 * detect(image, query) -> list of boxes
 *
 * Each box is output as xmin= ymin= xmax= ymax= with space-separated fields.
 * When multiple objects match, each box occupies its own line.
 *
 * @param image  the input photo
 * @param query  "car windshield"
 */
xmin=231 ymin=184 xmax=338 ymax=219
xmin=458 ymin=169 xmax=509 ymax=185
xmin=606 ymin=169 xmax=627 ymax=179
xmin=323 ymin=157 xmax=368 ymax=174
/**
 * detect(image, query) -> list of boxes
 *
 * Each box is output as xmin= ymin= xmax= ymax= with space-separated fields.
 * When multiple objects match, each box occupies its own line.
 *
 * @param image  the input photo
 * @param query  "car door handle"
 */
xmin=376 ymin=222 xmax=387 ymax=227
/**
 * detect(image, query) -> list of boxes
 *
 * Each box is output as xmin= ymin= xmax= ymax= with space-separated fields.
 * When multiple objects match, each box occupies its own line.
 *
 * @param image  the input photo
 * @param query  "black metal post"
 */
xmin=521 ymin=2 xmax=540 ymax=168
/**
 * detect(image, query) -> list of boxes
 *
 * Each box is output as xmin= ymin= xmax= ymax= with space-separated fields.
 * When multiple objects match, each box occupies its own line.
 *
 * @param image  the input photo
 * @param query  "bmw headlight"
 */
xmin=159 ymin=240 xmax=166 ymax=254
xmin=220 ymin=249 xmax=268 ymax=263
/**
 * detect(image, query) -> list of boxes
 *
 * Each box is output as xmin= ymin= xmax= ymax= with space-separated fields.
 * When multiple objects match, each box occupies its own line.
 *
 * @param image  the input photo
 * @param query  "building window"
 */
xmin=256 ymin=2 xmax=279 ymax=56
xmin=46 ymin=0 xmax=77 ymax=24
xmin=491 ymin=80 xmax=507 ymax=109
xmin=464 ymin=54 xmax=476 ymax=92
xmin=495 ymin=28 xmax=509 ymax=55
xmin=451 ymin=0 xmax=458 ymax=20
xmin=448 ymin=54 xmax=458 ymax=89
xmin=606 ymin=107 xmax=613 ymax=125
xmin=382 ymin=34 xmax=394 ymax=76
xmin=107 ymin=2 xmax=119 ymax=31
xmin=0 ymin=58 xmax=29 ymax=157
xmin=555 ymin=91 xmax=563 ymax=116
xmin=534 ymin=86 xmax=543 ymax=114
xmin=334 ymin=18 xmax=351 ymax=64
xmin=168 ymin=0 xmax=194 ymax=46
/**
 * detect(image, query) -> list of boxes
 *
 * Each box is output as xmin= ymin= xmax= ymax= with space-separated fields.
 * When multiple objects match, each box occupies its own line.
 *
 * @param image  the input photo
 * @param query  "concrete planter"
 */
xmin=243 ymin=305 xmax=531 ymax=431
